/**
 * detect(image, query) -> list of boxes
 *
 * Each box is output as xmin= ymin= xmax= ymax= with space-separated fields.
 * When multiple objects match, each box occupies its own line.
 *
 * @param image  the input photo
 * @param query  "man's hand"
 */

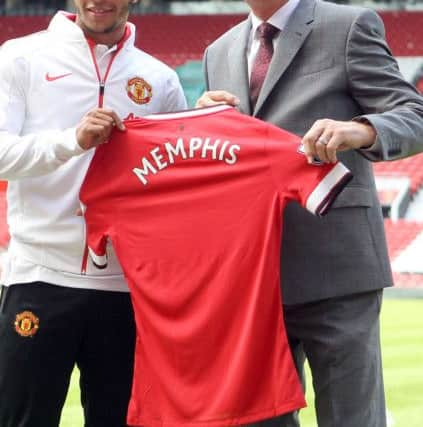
xmin=196 ymin=90 xmax=240 ymax=108
xmin=301 ymin=119 xmax=377 ymax=164
xmin=76 ymin=108 xmax=125 ymax=150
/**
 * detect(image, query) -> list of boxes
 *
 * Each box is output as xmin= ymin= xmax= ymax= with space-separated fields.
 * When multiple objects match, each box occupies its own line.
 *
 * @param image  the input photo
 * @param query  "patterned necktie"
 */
xmin=250 ymin=22 xmax=280 ymax=109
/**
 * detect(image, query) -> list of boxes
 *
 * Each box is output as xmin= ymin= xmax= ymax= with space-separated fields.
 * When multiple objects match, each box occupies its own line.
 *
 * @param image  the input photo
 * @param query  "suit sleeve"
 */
xmin=346 ymin=9 xmax=423 ymax=161
xmin=265 ymin=125 xmax=352 ymax=216
xmin=0 ymin=41 xmax=85 ymax=180
xmin=411 ymin=62 xmax=423 ymax=87
xmin=203 ymin=48 xmax=211 ymax=91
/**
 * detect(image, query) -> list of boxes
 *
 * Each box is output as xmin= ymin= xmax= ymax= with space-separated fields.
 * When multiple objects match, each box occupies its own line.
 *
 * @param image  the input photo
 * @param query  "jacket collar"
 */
xmin=47 ymin=11 xmax=136 ymax=50
xmin=228 ymin=0 xmax=316 ymax=116
xmin=253 ymin=0 xmax=315 ymax=115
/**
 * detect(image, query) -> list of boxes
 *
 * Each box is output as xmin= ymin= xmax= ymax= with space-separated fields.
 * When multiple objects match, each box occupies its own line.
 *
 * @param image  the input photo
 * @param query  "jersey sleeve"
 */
xmin=81 ymin=201 xmax=109 ymax=269
xmin=79 ymin=147 xmax=111 ymax=270
xmin=264 ymin=124 xmax=352 ymax=216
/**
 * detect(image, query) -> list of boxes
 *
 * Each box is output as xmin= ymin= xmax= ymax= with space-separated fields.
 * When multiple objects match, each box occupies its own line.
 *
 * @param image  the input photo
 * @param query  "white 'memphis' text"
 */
xmin=133 ymin=136 xmax=241 ymax=185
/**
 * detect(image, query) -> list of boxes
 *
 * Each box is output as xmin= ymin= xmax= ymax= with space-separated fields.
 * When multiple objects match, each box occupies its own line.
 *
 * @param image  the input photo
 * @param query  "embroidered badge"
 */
xmin=14 ymin=311 xmax=40 ymax=337
xmin=126 ymin=77 xmax=152 ymax=105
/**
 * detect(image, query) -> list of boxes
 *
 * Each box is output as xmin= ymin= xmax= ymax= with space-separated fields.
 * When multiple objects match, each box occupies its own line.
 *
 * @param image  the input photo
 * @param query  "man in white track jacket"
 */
xmin=0 ymin=1 xmax=187 ymax=426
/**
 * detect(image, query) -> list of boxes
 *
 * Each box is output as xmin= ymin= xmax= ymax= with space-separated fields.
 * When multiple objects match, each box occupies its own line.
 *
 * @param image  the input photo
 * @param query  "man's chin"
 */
xmin=82 ymin=22 xmax=119 ymax=36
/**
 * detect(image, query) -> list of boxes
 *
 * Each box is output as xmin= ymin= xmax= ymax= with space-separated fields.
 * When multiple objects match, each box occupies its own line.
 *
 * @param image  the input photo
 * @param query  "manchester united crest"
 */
xmin=14 ymin=311 xmax=40 ymax=337
xmin=126 ymin=77 xmax=152 ymax=105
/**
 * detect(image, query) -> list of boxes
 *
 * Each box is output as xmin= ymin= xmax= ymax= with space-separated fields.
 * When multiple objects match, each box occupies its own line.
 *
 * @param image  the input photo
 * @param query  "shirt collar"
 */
xmin=250 ymin=0 xmax=301 ymax=37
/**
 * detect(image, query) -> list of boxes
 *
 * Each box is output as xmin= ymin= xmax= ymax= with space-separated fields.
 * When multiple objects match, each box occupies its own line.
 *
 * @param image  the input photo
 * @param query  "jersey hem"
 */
xmin=127 ymin=398 xmax=306 ymax=427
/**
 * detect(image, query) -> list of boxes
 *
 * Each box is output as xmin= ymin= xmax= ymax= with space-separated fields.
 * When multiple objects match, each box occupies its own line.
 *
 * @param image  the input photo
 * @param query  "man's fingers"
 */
xmin=196 ymin=90 xmax=240 ymax=108
xmin=302 ymin=119 xmax=361 ymax=164
xmin=325 ymin=135 xmax=341 ymax=163
xmin=315 ymin=133 xmax=335 ymax=164
xmin=76 ymin=123 xmax=111 ymax=149
xmin=88 ymin=111 xmax=115 ymax=127
xmin=109 ymin=111 xmax=126 ymax=131
xmin=85 ymin=124 xmax=111 ymax=144
xmin=302 ymin=124 xmax=323 ymax=164
xmin=77 ymin=108 xmax=125 ymax=150
xmin=87 ymin=109 xmax=125 ymax=131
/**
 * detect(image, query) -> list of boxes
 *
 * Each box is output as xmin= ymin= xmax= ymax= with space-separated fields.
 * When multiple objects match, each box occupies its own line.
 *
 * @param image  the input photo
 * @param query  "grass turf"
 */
xmin=59 ymin=298 xmax=423 ymax=427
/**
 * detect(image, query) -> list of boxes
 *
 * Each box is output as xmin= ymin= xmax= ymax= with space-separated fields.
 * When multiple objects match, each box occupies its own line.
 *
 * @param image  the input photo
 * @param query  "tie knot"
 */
xmin=257 ymin=22 xmax=279 ymax=41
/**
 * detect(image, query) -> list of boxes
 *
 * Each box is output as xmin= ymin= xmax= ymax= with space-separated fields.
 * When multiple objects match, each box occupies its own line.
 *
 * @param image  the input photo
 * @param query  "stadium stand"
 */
xmin=373 ymin=155 xmax=423 ymax=194
xmin=175 ymin=60 xmax=205 ymax=107
xmin=384 ymin=219 xmax=423 ymax=288
xmin=1 ymin=7 xmax=423 ymax=289
xmin=373 ymin=154 xmax=423 ymax=221
xmin=384 ymin=219 xmax=423 ymax=259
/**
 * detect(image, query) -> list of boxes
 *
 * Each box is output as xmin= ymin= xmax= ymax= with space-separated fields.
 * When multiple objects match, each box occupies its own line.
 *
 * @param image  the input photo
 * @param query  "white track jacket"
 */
xmin=0 ymin=12 xmax=187 ymax=291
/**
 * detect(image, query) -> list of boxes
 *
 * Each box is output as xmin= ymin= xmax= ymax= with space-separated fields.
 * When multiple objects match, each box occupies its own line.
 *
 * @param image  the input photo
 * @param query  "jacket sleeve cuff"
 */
xmin=53 ymin=128 xmax=87 ymax=161
xmin=353 ymin=115 xmax=384 ymax=161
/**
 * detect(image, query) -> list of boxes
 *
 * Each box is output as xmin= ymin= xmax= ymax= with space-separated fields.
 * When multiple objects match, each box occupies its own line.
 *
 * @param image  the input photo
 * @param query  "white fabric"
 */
xmin=247 ymin=0 xmax=301 ymax=79
xmin=0 ymin=12 xmax=187 ymax=291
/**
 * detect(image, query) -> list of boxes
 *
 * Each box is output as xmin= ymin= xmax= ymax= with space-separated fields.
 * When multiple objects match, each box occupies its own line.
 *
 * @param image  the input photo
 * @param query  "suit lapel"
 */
xmin=253 ymin=0 xmax=316 ymax=115
xmin=227 ymin=19 xmax=252 ymax=115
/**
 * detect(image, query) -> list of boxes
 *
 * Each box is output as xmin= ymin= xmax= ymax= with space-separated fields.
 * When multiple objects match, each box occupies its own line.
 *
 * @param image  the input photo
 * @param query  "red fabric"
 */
xmin=0 ymin=190 xmax=9 ymax=248
xmin=80 ymin=106 xmax=350 ymax=427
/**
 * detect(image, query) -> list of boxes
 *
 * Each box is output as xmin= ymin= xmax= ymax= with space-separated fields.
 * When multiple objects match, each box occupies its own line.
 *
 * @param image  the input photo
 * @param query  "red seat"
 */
xmin=374 ymin=155 xmax=423 ymax=194
xmin=0 ymin=189 xmax=9 ymax=248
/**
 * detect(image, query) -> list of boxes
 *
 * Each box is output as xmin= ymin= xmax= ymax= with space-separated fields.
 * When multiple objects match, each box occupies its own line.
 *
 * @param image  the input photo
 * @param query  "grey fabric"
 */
xmin=245 ymin=291 xmax=385 ymax=427
xmin=203 ymin=0 xmax=423 ymax=304
xmin=202 ymin=1 xmax=423 ymax=426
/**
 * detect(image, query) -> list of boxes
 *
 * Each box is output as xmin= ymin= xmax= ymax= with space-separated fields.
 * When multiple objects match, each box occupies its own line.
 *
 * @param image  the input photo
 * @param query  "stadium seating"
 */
xmin=373 ymin=154 xmax=423 ymax=222
xmin=1 ymin=11 xmax=423 ymax=289
xmin=383 ymin=219 xmax=423 ymax=288
xmin=2 ymin=11 xmax=422 ymax=59
xmin=175 ymin=60 xmax=205 ymax=107
xmin=383 ymin=218 xmax=423 ymax=259
xmin=373 ymin=154 xmax=423 ymax=194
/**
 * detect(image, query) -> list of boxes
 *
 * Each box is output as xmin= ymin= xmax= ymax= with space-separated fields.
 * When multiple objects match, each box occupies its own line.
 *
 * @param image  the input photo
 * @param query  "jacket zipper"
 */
xmin=87 ymin=40 xmax=121 ymax=108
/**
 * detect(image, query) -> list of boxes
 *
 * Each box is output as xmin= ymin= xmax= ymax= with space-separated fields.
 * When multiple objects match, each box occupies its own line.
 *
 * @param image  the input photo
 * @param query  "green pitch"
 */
xmin=59 ymin=298 xmax=423 ymax=427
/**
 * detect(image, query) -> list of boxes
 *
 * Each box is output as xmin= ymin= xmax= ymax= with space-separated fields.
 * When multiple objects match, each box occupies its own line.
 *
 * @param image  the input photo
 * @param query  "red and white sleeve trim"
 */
xmin=88 ymin=247 xmax=108 ymax=269
xmin=306 ymin=163 xmax=353 ymax=216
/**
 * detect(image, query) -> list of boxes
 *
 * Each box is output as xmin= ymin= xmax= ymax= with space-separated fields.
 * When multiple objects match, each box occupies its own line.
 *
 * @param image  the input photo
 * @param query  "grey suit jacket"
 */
xmin=203 ymin=0 xmax=423 ymax=304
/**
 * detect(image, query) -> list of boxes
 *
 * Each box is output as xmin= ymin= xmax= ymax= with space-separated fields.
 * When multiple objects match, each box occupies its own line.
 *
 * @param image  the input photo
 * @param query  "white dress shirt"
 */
xmin=247 ymin=0 xmax=301 ymax=80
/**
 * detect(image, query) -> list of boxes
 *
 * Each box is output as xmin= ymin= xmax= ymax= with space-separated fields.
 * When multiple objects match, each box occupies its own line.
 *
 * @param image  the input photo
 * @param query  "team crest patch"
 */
xmin=14 ymin=311 xmax=40 ymax=337
xmin=126 ymin=77 xmax=152 ymax=105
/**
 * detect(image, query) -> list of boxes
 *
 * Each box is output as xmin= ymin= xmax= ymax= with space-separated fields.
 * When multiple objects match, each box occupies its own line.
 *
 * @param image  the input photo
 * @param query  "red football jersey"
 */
xmin=80 ymin=105 xmax=352 ymax=427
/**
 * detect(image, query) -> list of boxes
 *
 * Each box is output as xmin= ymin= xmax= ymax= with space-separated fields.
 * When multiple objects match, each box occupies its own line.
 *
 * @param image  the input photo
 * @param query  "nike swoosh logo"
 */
xmin=45 ymin=72 xmax=72 ymax=82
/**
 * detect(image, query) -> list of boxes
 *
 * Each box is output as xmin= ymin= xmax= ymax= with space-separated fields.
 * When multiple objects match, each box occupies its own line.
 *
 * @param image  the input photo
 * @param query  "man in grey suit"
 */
xmin=196 ymin=0 xmax=423 ymax=426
